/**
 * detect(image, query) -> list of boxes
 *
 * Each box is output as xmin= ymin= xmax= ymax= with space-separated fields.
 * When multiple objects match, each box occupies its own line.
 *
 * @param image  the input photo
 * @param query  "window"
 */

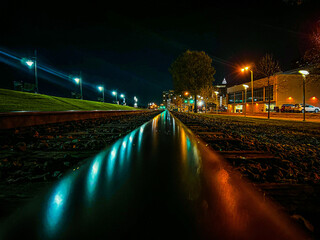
xmin=253 ymin=88 xmax=263 ymax=102
xmin=228 ymin=93 xmax=234 ymax=103
xmin=265 ymin=85 xmax=273 ymax=101
xmin=235 ymin=91 xmax=243 ymax=103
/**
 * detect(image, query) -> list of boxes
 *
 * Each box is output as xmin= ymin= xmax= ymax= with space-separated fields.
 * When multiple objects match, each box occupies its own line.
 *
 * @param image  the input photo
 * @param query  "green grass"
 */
xmin=0 ymin=89 xmax=138 ymax=112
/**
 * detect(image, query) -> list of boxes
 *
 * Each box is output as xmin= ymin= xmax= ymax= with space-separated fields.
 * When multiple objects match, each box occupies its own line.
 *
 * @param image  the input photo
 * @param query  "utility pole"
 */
xmin=80 ymin=71 xmax=83 ymax=100
xmin=34 ymin=50 xmax=38 ymax=93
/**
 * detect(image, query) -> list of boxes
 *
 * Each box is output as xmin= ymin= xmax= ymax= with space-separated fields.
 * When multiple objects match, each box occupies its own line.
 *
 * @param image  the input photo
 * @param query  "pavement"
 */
xmin=207 ymin=112 xmax=320 ymax=123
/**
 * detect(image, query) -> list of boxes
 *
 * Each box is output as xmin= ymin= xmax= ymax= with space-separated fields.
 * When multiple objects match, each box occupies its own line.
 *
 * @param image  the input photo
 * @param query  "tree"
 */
xmin=169 ymin=50 xmax=216 ymax=112
xmin=304 ymin=26 xmax=320 ymax=67
xmin=199 ymin=84 xmax=214 ymax=113
xmin=255 ymin=54 xmax=281 ymax=119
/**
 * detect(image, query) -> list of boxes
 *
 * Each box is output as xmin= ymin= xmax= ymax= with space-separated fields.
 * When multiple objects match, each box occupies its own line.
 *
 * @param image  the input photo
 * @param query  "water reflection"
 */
xmin=2 ymin=110 xmax=306 ymax=240
xmin=44 ymin=174 xmax=73 ymax=237
xmin=86 ymin=152 xmax=104 ymax=204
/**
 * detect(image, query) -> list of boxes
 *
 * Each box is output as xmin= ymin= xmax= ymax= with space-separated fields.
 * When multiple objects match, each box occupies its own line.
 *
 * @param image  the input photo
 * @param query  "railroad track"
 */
xmin=0 ymin=110 xmax=161 ymax=220
xmin=172 ymin=111 xmax=320 ymax=237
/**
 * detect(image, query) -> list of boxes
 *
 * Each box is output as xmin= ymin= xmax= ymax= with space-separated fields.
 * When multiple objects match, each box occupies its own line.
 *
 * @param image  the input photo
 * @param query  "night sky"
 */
xmin=1 ymin=0 xmax=319 ymax=106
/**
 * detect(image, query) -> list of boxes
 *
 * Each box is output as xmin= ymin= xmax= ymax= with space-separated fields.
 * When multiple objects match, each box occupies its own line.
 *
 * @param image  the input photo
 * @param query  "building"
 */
xmin=214 ymin=78 xmax=227 ymax=109
xmin=226 ymin=69 xmax=320 ymax=113
xmin=162 ymin=90 xmax=175 ymax=109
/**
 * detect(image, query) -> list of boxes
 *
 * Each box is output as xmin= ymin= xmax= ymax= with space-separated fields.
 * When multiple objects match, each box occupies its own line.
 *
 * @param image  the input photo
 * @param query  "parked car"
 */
xmin=280 ymin=104 xmax=295 ymax=112
xmin=293 ymin=104 xmax=320 ymax=113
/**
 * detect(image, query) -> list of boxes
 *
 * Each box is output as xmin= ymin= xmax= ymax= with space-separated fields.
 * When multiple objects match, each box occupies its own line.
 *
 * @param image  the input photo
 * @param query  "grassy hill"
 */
xmin=0 ymin=89 xmax=138 ymax=112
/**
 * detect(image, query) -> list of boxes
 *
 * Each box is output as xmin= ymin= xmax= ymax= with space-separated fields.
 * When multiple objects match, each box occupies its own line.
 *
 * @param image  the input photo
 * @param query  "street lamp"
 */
xmin=241 ymin=66 xmax=254 ymax=114
xmin=112 ymin=91 xmax=118 ymax=104
xmin=214 ymin=91 xmax=219 ymax=114
xmin=120 ymin=94 xmax=125 ymax=105
xmin=298 ymin=70 xmax=309 ymax=121
xmin=134 ymin=96 xmax=138 ymax=108
xmin=243 ymin=84 xmax=249 ymax=117
xmin=24 ymin=50 xmax=38 ymax=93
xmin=98 ymin=86 xmax=104 ymax=102
xmin=73 ymin=75 xmax=83 ymax=100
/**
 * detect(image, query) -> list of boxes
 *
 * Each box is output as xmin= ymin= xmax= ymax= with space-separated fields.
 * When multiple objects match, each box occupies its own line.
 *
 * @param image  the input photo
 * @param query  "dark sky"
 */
xmin=1 ymin=0 xmax=319 ymax=106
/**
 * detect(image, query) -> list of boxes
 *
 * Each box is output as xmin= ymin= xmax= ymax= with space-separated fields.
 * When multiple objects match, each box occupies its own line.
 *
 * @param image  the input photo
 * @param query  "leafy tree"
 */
xmin=255 ymin=54 xmax=281 ymax=119
xmin=169 ymin=50 xmax=215 ymax=112
xmin=199 ymin=84 xmax=214 ymax=113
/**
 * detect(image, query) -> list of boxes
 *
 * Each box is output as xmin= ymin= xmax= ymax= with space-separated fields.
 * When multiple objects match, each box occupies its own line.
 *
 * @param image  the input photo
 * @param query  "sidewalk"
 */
xmin=207 ymin=112 xmax=320 ymax=123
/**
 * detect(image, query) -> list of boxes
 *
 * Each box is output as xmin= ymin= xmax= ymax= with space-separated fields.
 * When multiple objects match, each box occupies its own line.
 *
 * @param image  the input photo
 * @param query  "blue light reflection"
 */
xmin=44 ymin=175 xmax=73 ymax=236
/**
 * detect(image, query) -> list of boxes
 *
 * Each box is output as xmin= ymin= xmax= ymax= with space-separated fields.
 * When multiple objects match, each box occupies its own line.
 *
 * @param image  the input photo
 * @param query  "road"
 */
xmin=0 ymin=110 xmax=308 ymax=239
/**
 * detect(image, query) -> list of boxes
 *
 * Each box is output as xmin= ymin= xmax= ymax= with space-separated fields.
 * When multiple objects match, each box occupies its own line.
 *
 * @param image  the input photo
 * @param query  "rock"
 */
xmin=17 ymin=142 xmax=27 ymax=152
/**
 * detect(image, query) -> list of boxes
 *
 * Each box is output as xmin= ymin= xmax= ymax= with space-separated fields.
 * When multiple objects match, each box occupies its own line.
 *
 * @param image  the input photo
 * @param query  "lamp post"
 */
xmin=214 ymin=91 xmax=219 ymax=114
xmin=24 ymin=50 xmax=38 ymax=93
xmin=243 ymin=84 xmax=249 ymax=117
xmin=73 ymin=74 xmax=83 ymax=100
xmin=134 ymin=96 xmax=138 ymax=108
xmin=112 ymin=91 xmax=118 ymax=104
xmin=241 ymin=67 xmax=254 ymax=114
xmin=298 ymin=70 xmax=309 ymax=122
xmin=120 ymin=94 xmax=125 ymax=105
xmin=98 ymin=86 xmax=104 ymax=102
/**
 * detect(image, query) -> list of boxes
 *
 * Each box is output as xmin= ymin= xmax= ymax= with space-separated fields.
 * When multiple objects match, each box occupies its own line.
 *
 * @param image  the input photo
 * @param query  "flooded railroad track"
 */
xmin=172 ymin=111 xmax=320 ymax=237
xmin=0 ymin=110 xmax=161 ymax=220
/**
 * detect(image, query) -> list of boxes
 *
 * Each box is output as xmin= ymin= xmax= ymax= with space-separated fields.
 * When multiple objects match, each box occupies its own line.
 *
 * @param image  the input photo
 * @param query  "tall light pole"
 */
xmin=243 ymin=84 xmax=249 ymax=117
xmin=73 ymin=75 xmax=83 ymax=100
xmin=298 ymin=70 xmax=309 ymax=122
xmin=241 ymin=67 xmax=254 ymax=114
xmin=134 ymin=96 xmax=138 ymax=108
xmin=120 ymin=94 xmax=125 ymax=105
xmin=98 ymin=86 xmax=104 ymax=102
xmin=214 ymin=91 xmax=219 ymax=114
xmin=24 ymin=50 xmax=38 ymax=93
xmin=112 ymin=91 xmax=118 ymax=104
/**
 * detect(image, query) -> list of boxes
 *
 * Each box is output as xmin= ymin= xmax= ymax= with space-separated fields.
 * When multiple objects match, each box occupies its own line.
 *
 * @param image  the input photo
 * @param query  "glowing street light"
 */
xmin=134 ymin=96 xmax=138 ymax=108
xmin=98 ymin=86 xmax=104 ymax=102
xmin=243 ymin=84 xmax=249 ymax=117
xmin=73 ymin=74 xmax=83 ymax=100
xmin=184 ymin=91 xmax=189 ymax=96
xmin=112 ymin=91 xmax=118 ymax=104
xmin=23 ymin=50 xmax=38 ymax=93
xmin=120 ymin=94 xmax=126 ymax=105
xmin=241 ymin=66 xmax=254 ymax=113
xmin=298 ymin=70 xmax=309 ymax=121
xmin=26 ymin=60 xmax=34 ymax=67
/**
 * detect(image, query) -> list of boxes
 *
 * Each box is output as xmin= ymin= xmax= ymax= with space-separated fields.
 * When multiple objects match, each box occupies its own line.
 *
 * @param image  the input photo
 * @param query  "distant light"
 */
xmin=98 ymin=86 xmax=104 ymax=91
xmin=184 ymin=100 xmax=188 ymax=103
xmin=245 ymin=67 xmax=249 ymax=70
xmin=190 ymin=99 xmax=194 ymax=104
xmin=184 ymin=91 xmax=189 ymax=96
xmin=214 ymin=91 xmax=219 ymax=95
xmin=298 ymin=70 xmax=309 ymax=75
xmin=199 ymin=101 xmax=204 ymax=106
xmin=112 ymin=91 xmax=117 ymax=96
xmin=256 ymin=103 xmax=258 ymax=106
xmin=26 ymin=60 xmax=34 ymax=67
xmin=288 ymin=97 xmax=292 ymax=100
xmin=120 ymin=94 xmax=125 ymax=98
xmin=312 ymin=96 xmax=316 ymax=100
xmin=241 ymin=68 xmax=245 ymax=72
xmin=243 ymin=84 xmax=249 ymax=89
xmin=74 ymin=78 xmax=80 ymax=84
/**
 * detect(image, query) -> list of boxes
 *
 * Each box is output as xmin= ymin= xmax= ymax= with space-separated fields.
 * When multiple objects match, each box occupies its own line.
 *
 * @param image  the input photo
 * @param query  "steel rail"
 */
xmin=0 ymin=110 xmax=307 ymax=239
xmin=0 ymin=110 xmax=150 ymax=129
